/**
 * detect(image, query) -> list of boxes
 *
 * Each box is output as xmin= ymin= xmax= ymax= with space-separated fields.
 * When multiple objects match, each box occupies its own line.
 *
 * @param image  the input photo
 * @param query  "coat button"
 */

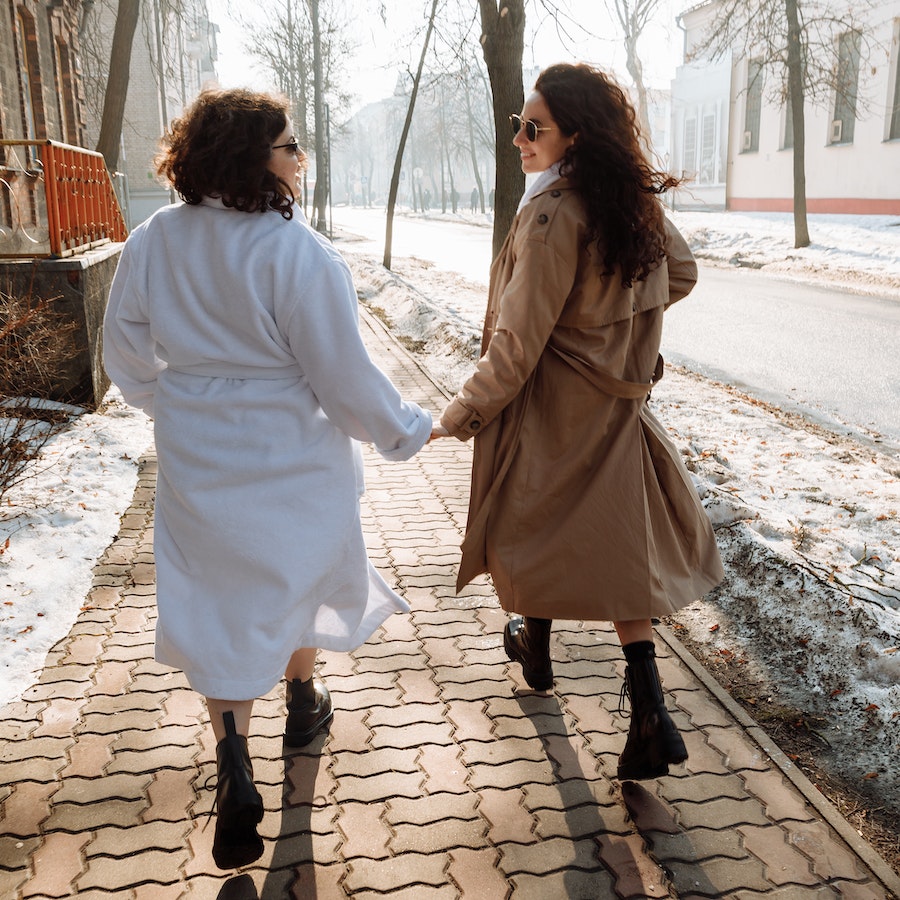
xmin=470 ymin=420 xmax=481 ymax=430
xmin=537 ymin=214 xmax=548 ymax=224
xmin=551 ymin=190 xmax=561 ymax=197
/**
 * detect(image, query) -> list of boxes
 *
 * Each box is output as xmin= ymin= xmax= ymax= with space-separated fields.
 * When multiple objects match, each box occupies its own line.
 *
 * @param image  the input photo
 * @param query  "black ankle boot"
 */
xmin=617 ymin=641 xmax=688 ymax=781
xmin=213 ymin=711 xmax=264 ymax=869
xmin=285 ymin=677 xmax=334 ymax=747
xmin=504 ymin=616 xmax=553 ymax=691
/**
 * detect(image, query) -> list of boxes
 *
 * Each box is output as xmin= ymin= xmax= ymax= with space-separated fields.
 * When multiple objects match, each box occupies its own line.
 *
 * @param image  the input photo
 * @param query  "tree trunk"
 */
xmin=307 ymin=0 xmax=328 ymax=233
xmin=784 ymin=0 xmax=810 ymax=248
xmin=383 ymin=0 xmax=439 ymax=270
xmin=477 ymin=0 xmax=526 ymax=259
xmin=463 ymin=71 xmax=486 ymax=212
xmin=623 ymin=31 xmax=652 ymax=147
xmin=95 ymin=0 xmax=141 ymax=171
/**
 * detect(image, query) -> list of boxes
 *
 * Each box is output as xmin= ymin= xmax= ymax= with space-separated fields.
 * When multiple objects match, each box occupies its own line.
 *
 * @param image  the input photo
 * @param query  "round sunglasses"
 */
xmin=509 ymin=114 xmax=554 ymax=142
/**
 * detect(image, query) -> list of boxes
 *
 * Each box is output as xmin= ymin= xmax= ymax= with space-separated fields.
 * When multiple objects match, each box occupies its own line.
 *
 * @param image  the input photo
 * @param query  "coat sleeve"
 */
xmin=441 ymin=200 xmax=579 ymax=440
xmin=103 ymin=232 xmax=165 ymax=417
xmin=282 ymin=239 xmax=432 ymax=461
xmin=664 ymin=218 xmax=698 ymax=307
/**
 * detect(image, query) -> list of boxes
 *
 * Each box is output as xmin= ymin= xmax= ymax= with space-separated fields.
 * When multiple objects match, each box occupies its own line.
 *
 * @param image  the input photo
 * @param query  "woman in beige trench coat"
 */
xmin=431 ymin=63 xmax=724 ymax=781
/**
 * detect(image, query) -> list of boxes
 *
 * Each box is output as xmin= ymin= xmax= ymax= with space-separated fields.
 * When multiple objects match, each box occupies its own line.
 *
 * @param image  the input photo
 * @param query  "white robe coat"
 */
xmin=103 ymin=198 xmax=432 ymax=700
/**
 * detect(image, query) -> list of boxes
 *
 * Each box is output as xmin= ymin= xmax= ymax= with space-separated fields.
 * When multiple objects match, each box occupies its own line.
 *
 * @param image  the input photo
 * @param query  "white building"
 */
xmin=670 ymin=0 xmax=900 ymax=214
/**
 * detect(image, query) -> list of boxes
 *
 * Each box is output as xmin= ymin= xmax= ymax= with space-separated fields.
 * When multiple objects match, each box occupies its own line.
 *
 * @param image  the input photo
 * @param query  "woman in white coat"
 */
xmin=103 ymin=89 xmax=432 ymax=869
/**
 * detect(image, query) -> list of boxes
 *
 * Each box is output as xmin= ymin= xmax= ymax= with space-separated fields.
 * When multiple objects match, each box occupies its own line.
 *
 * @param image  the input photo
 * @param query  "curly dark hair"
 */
xmin=534 ymin=64 xmax=681 ymax=287
xmin=155 ymin=88 xmax=302 ymax=219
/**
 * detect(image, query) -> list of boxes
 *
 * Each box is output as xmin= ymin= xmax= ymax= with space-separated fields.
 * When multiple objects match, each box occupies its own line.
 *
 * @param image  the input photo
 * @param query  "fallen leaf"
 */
xmin=709 ymin=623 xmax=720 ymax=632
xmin=863 ymin=772 xmax=879 ymax=780
xmin=830 ymin=689 xmax=843 ymax=698
xmin=863 ymin=704 xmax=879 ymax=711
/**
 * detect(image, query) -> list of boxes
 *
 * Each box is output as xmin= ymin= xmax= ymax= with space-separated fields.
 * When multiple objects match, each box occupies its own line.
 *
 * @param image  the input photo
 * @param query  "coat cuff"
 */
xmin=441 ymin=397 xmax=486 ymax=441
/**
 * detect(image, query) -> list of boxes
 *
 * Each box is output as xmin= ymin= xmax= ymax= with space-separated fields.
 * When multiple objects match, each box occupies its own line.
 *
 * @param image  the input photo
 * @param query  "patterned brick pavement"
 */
xmin=1 ymin=308 xmax=899 ymax=899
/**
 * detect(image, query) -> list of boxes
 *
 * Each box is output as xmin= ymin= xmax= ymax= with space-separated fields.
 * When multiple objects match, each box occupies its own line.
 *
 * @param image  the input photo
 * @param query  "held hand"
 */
xmin=428 ymin=424 xmax=451 ymax=442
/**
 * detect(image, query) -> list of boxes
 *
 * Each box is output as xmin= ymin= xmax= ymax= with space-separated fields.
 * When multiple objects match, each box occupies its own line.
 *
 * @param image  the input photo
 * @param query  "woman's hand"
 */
xmin=428 ymin=424 xmax=451 ymax=442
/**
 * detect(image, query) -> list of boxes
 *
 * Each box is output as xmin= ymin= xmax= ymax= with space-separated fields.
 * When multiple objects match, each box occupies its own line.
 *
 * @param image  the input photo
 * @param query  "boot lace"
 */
xmin=617 ymin=677 xmax=631 ymax=719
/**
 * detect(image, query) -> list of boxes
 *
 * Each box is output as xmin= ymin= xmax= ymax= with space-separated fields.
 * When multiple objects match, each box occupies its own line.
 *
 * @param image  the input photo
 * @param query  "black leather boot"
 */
xmin=285 ymin=677 xmax=334 ymax=747
xmin=212 ymin=711 xmax=264 ymax=869
xmin=617 ymin=641 xmax=688 ymax=781
xmin=503 ymin=616 xmax=553 ymax=691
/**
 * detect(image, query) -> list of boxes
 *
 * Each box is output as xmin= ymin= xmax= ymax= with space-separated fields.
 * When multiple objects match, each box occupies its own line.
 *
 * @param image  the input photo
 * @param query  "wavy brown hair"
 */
xmin=534 ymin=64 xmax=681 ymax=287
xmin=155 ymin=88 xmax=299 ymax=219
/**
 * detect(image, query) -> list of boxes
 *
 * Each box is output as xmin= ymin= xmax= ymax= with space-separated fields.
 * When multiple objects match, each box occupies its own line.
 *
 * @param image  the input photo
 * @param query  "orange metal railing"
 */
xmin=0 ymin=139 xmax=128 ymax=259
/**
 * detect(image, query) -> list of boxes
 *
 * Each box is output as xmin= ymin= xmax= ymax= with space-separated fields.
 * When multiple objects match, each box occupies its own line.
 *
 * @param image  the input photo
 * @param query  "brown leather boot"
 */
xmin=212 ymin=711 xmax=264 ymax=869
xmin=285 ymin=677 xmax=334 ymax=747
xmin=503 ymin=616 xmax=553 ymax=691
xmin=617 ymin=641 xmax=688 ymax=781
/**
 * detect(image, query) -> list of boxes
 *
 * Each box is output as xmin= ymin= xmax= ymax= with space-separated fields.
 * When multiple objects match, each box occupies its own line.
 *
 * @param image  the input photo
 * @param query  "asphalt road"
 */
xmin=661 ymin=265 xmax=900 ymax=450
xmin=332 ymin=207 xmax=900 ymax=452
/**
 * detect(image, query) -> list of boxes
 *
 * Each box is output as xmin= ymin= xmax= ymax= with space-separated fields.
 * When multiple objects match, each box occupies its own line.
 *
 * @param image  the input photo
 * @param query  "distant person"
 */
xmin=470 ymin=187 xmax=478 ymax=212
xmin=104 ymin=88 xmax=432 ymax=869
xmin=430 ymin=64 xmax=723 ymax=780
xmin=488 ymin=188 xmax=495 ymax=211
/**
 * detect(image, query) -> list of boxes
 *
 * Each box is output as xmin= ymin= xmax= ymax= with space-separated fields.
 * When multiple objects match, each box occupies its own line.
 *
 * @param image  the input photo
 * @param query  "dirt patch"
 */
xmin=667 ymin=617 xmax=900 ymax=875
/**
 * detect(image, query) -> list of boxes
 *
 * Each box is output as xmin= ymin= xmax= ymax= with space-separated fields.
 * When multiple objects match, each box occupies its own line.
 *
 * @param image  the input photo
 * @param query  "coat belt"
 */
xmin=547 ymin=343 xmax=663 ymax=400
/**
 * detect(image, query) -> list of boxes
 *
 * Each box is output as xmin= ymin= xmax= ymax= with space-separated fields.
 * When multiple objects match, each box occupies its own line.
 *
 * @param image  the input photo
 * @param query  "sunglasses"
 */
xmin=509 ymin=114 xmax=554 ymax=142
xmin=272 ymin=138 xmax=301 ymax=155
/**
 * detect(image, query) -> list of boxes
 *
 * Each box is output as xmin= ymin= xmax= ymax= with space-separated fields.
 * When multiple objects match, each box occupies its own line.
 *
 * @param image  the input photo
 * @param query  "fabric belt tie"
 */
xmin=548 ymin=343 xmax=663 ymax=400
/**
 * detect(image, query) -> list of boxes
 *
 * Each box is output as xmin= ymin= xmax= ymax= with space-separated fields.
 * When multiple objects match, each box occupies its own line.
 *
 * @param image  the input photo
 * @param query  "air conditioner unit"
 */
xmin=742 ymin=130 xmax=753 ymax=150
xmin=831 ymin=119 xmax=843 ymax=143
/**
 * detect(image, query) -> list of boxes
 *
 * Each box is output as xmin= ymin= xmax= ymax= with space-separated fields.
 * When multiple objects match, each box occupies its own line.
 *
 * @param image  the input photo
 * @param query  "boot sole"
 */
xmin=503 ymin=627 xmax=553 ymax=691
xmin=213 ymin=800 xmax=264 ymax=869
xmin=617 ymin=735 xmax=687 ymax=781
xmin=284 ymin=709 xmax=334 ymax=747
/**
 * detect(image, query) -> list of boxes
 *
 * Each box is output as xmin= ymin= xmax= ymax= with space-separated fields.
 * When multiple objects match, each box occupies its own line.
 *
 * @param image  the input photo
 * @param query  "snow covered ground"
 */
xmin=1 ymin=208 xmax=898 ymax=812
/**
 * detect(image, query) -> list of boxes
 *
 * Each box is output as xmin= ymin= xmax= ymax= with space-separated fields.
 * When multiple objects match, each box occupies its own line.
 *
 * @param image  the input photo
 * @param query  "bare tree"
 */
xmin=695 ymin=0 xmax=876 ymax=248
xmin=603 ymin=0 xmax=661 ymax=142
xmin=234 ymin=1 xmax=354 ymax=221
xmin=476 ymin=0 xmax=526 ymax=258
xmin=95 ymin=0 xmax=141 ymax=170
xmin=308 ymin=0 xmax=328 ymax=232
xmin=383 ymin=0 xmax=440 ymax=270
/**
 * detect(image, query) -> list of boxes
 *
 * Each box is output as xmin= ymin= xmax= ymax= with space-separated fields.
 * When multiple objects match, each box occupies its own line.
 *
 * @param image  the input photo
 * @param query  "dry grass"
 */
xmin=0 ymin=284 xmax=81 ymax=502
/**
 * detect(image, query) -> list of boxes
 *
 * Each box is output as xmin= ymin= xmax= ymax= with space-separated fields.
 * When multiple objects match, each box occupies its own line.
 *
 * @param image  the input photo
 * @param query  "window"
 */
xmin=699 ymin=113 xmax=717 ymax=183
xmin=831 ymin=30 xmax=861 ymax=144
xmin=742 ymin=59 xmax=763 ymax=152
xmin=15 ymin=8 xmax=46 ymax=143
xmin=784 ymin=91 xmax=794 ymax=149
xmin=54 ymin=39 xmax=78 ymax=144
xmin=683 ymin=117 xmax=697 ymax=174
xmin=890 ymin=22 xmax=900 ymax=140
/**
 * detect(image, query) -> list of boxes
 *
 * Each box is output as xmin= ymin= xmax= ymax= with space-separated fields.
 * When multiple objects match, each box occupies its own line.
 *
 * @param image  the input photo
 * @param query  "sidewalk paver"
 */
xmin=1 ymin=307 xmax=898 ymax=899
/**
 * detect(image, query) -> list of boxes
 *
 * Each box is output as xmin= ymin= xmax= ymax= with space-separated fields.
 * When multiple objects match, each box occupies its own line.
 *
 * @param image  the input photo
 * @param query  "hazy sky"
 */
xmin=205 ymin=0 xmax=683 ymax=112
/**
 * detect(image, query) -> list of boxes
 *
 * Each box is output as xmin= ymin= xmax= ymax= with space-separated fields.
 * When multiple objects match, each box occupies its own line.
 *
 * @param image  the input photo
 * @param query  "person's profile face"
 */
xmin=512 ymin=91 xmax=576 ymax=175
xmin=267 ymin=119 xmax=304 ymax=193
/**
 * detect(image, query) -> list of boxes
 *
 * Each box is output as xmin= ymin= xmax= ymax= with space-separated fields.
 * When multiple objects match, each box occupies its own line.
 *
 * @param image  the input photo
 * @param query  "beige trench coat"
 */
xmin=441 ymin=178 xmax=724 ymax=622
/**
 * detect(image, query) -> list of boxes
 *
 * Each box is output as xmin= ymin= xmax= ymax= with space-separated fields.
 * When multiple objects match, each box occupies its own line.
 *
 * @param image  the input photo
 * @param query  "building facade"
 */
xmin=670 ymin=0 xmax=900 ymax=214
xmin=79 ymin=0 xmax=218 ymax=225
xmin=1 ymin=0 xmax=87 ymax=250
xmin=1 ymin=0 xmax=86 ymax=149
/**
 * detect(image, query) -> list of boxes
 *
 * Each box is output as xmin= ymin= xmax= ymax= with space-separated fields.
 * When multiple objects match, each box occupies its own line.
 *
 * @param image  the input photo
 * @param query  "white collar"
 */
xmin=516 ymin=161 xmax=564 ymax=213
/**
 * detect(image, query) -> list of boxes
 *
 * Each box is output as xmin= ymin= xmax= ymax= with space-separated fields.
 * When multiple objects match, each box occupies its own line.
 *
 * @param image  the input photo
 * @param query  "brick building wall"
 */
xmin=0 ymin=0 xmax=85 ymax=147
